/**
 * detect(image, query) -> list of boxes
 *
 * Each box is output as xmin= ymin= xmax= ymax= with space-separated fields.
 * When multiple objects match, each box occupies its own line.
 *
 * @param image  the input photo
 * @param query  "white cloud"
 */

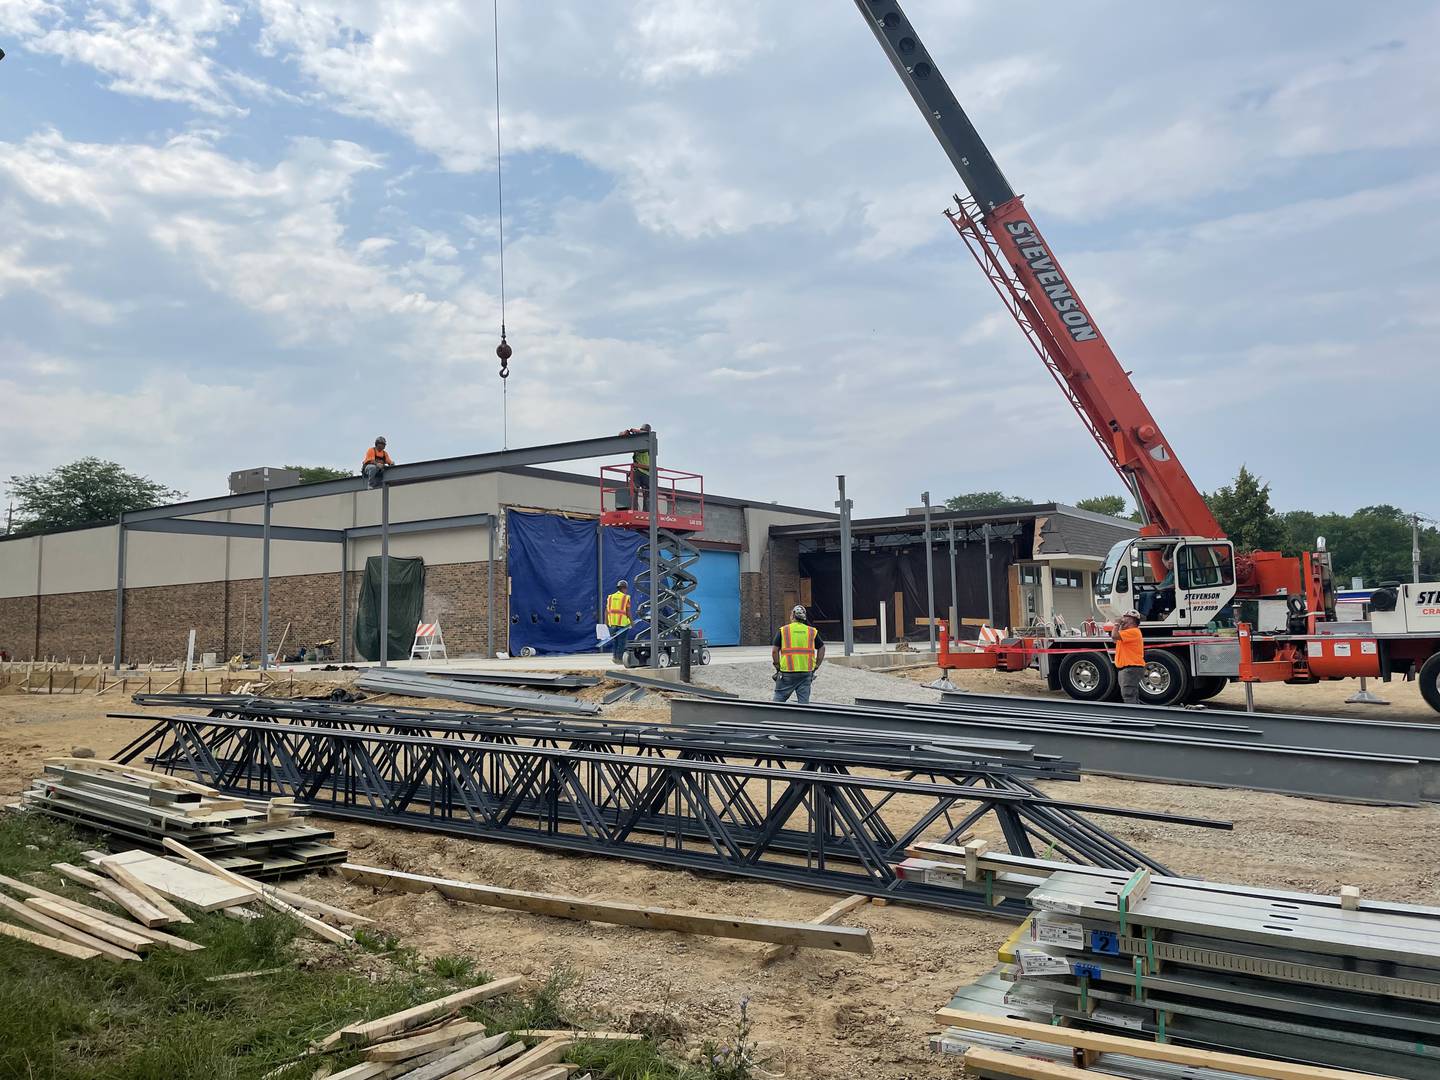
xmin=627 ymin=0 xmax=764 ymax=83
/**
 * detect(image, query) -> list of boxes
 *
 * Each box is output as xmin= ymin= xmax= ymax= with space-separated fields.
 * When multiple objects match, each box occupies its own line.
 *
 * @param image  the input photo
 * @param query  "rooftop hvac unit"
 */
xmin=228 ymin=467 xmax=301 ymax=495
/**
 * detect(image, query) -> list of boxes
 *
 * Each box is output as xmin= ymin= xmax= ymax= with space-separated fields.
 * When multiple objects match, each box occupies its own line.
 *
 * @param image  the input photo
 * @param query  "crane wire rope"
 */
xmin=492 ymin=0 xmax=512 ymax=448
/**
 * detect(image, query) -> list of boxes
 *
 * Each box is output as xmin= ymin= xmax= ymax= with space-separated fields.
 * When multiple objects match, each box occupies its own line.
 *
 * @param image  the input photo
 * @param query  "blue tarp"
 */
xmin=692 ymin=550 xmax=740 ymax=645
xmin=507 ymin=511 xmax=643 ymax=656
xmin=506 ymin=510 xmax=740 ymax=655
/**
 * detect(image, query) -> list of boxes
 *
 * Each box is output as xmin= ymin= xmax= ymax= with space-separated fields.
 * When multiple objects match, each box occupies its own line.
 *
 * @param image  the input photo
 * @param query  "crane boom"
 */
xmin=853 ymin=0 xmax=1223 ymax=539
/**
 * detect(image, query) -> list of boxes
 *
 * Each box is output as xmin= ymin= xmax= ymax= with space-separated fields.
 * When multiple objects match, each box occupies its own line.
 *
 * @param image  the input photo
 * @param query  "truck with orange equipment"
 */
xmin=853 ymin=0 xmax=1440 ymax=713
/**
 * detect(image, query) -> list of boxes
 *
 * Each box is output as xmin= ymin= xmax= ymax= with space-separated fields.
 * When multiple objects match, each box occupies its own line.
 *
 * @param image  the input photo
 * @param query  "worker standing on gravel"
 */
xmin=772 ymin=604 xmax=825 ymax=704
xmin=1112 ymin=610 xmax=1146 ymax=704
xmin=604 ymin=579 xmax=632 ymax=664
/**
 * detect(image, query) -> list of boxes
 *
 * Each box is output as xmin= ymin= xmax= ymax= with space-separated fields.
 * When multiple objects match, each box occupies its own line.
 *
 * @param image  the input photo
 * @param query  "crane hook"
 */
xmin=497 ymin=327 xmax=512 ymax=379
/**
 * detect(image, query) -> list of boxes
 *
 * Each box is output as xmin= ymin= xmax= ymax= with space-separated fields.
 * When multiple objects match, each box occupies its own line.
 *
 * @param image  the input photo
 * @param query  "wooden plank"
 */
xmin=96 ymin=857 xmax=192 ymax=925
xmin=53 ymin=861 xmax=172 ymax=927
xmin=333 ymin=978 xmax=526 ymax=1047
xmin=341 ymin=864 xmax=874 ymax=954
xmin=953 ymin=1048 xmax=1093 ymax=1080
xmin=324 ymin=1063 xmax=390 ymax=1080
xmin=439 ymin=1039 xmax=525 ymax=1080
xmin=515 ymin=1067 xmax=577 ymax=1080
xmin=0 ymin=894 xmax=140 ymax=962
xmin=27 ymin=899 xmax=154 ymax=952
xmin=162 ymin=838 xmax=349 ymax=943
xmin=50 ymin=862 xmax=107 ymax=889
xmin=365 ymin=1021 xmax=485 ymax=1062
xmin=206 ymin=967 xmax=287 ymax=982
xmin=935 ymin=1009 xmax=1389 ymax=1080
xmin=101 ymin=849 xmax=257 ymax=910
xmin=0 ymin=919 xmax=102 ymax=960
xmin=511 ymin=1031 xmax=642 ymax=1042
xmin=397 ymin=1032 xmax=508 ymax=1080
xmin=481 ymin=1037 xmax=573 ymax=1080
xmin=58 ymin=894 xmax=203 ymax=952
xmin=759 ymin=894 xmax=868 ymax=964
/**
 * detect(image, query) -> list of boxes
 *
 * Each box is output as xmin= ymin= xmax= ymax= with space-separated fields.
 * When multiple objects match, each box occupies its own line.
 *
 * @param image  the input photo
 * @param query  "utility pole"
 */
xmin=922 ymin=492 xmax=936 ymax=653
xmin=836 ymin=476 xmax=854 ymax=657
xmin=1414 ymin=513 xmax=1423 ymax=585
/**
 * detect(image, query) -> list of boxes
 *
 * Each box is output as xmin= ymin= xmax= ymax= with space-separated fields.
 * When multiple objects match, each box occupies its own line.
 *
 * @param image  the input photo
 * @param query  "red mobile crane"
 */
xmin=853 ymin=0 xmax=1440 ymax=712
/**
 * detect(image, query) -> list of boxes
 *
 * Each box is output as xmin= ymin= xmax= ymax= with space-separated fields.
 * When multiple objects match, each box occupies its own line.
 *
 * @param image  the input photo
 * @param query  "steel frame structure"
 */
xmin=111 ymin=704 xmax=1227 ymax=916
xmin=110 ymin=432 xmax=661 ymax=670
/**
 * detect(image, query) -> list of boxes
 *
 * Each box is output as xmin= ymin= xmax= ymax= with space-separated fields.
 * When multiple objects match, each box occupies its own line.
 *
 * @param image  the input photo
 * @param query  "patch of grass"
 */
xmin=0 ymin=813 xmax=709 ymax=1080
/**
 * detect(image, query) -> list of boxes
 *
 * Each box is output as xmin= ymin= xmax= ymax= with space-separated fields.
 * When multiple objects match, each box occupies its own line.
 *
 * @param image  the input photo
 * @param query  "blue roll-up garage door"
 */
xmin=693 ymin=550 xmax=740 ymax=646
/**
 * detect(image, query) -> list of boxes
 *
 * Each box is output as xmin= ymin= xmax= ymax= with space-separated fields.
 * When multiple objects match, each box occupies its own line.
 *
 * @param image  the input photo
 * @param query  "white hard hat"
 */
xmin=791 ymin=604 xmax=807 ymax=620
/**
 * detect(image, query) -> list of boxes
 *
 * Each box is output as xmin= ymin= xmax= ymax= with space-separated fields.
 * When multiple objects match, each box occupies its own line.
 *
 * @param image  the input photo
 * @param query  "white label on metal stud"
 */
xmin=1033 ymin=920 xmax=1085 ymax=949
xmin=1017 ymin=949 xmax=1072 ymax=976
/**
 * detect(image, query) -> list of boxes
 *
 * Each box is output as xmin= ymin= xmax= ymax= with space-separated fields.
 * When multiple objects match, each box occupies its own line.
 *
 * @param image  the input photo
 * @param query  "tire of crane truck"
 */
xmin=1420 ymin=652 xmax=1440 ymax=715
xmin=1058 ymin=652 xmax=1116 ymax=702
xmin=1137 ymin=649 xmax=1190 ymax=707
xmin=1185 ymin=675 xmax=1228 ymax=703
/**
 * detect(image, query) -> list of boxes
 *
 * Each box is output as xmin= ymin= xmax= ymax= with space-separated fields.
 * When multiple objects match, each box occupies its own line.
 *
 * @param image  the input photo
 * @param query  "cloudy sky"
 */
xmin=2 ymin=1 xmax=1436 ymax=522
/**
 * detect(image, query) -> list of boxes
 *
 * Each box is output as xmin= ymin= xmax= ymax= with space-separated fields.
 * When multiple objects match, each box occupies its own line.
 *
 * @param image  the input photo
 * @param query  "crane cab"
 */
xmin=1094 ymin=537 xmax=1237 ymax=630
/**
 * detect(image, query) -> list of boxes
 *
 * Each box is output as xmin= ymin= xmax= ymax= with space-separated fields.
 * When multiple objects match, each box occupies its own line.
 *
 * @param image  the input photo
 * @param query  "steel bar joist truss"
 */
xmin=111 ymin=432 xmax=654 ymax=670
xmin=113 ymin=708 xmax=1228 ymax=917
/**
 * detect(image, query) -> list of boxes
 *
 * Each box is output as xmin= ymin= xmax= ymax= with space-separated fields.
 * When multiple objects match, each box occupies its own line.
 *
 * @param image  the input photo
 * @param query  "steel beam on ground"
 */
xmin=667 ymin=698 xmax=1427 ymax=804
xmin=935 ymin=690 xmax=1440 ymax=759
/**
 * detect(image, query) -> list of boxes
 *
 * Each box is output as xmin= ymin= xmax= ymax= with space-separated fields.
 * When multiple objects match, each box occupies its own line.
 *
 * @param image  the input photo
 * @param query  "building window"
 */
xmin=1054 ymin=570 xmax=1083 ymax=589
xmin=1019 ymin=566 xmax=1040 ymax=585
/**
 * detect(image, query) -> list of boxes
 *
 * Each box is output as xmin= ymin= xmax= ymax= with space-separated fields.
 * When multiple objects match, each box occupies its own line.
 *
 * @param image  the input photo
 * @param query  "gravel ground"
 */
xmin=693 ymin=659 xmax=946 ymax=704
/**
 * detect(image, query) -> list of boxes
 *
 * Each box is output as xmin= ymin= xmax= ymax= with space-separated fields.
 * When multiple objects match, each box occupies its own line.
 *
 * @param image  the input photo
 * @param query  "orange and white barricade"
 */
xmin=411 ymin=620 xmax=448 ymax=662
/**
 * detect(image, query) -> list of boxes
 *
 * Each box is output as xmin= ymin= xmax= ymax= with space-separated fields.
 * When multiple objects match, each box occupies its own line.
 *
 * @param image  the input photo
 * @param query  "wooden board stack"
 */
xmin=20 ymin=759 xmax=346 ymax=879
xmin=292 ymin=977 xmax=630 ymax=1080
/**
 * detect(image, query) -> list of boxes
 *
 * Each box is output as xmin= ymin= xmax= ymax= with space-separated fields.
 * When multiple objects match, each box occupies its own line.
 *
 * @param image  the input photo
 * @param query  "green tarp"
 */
xmin=354 ymin=555 xmax=425 ymax=661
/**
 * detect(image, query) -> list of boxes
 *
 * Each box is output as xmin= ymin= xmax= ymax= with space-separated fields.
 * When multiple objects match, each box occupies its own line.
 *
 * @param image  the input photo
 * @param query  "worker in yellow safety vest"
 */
xmin=605 ymin=579 xmax=633 ymax=664
xmin=771 ymin=604 xmax=825 ymax=704
xmin=620 ymin=423 xmax=652 ymax=510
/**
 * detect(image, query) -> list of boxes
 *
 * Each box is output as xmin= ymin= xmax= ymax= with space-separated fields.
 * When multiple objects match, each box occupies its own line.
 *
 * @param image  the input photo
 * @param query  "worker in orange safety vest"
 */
xmin=772 ymin=604 xmax=825 ymax=704
xmin=362 ymin=436 xmax=393 ymax=489
xmin=604 ymin=579 xmax=632 ymax=664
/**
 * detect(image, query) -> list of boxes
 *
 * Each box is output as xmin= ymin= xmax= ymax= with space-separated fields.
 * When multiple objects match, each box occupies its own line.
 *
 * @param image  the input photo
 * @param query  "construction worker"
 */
xmin=363 ymin=436 xmax=393 ymax=489
xmin=620 ymin=424 xmax=652 ymax=510
xmin=772 ymin=604 xmax=825 ymax=704
xmin=604 ymin=579 xmax=632 ymax=664
xmin=1112 ymin=610 xmax=1146 ymax=704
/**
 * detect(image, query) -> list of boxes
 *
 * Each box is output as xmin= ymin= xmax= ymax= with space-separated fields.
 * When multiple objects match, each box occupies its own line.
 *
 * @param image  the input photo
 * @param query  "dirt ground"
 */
xmin=2 ymin=671 xmax=1438 ymax=1079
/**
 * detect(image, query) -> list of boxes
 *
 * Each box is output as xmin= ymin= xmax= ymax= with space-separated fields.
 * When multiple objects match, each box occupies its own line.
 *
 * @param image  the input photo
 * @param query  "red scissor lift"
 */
xmin=600 ymin=464 xmax=710 ymax=668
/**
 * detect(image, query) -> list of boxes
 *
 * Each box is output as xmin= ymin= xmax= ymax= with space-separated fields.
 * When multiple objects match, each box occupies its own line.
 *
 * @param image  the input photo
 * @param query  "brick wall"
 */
xmin=0 ymin=558 xmax=510 ymax=664
xmin=738 ymin=538 xmax=800 ymax=646
xmin=0 ymin=595 xmax=39 ymax=660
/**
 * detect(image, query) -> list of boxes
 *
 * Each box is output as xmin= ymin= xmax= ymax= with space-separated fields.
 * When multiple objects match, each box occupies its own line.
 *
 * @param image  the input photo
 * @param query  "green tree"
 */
xmin=1206 ymin=466 xmax=1284 ymax=551
xmin=1284 ymin=505 xmax=1440 ymax=585
xmin=945 ymin=491 xmax=1031 ymax=512
xmin=8 ymin=458 xmax=183 ymax=534
xmin=285 ymin=465 xmax=353 ymax=485
xmin=1074 ymin=494 xmax=1128 ymax=517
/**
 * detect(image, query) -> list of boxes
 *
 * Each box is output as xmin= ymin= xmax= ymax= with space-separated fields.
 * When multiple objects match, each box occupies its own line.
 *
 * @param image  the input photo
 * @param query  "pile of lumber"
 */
xmin=20 ymin=758 xmax=346 ymax=878
xmin=299 ymin=978 xmax=630 ymax=1080
xmin=0 ymin=837 xmax=373 ymax=961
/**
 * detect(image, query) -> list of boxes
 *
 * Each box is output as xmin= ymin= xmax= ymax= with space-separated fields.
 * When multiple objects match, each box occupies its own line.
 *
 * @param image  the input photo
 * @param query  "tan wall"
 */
xmin=0 ymin=535 xmax=42 ymax=598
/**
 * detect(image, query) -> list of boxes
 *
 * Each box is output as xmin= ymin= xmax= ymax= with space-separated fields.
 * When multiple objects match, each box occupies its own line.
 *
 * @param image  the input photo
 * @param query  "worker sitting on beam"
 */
xmin=363 ymin=436 xmax=393 ymax=489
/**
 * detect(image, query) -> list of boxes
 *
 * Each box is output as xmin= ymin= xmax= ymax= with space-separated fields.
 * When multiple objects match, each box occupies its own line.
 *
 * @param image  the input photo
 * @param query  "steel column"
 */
xmin=487 ymin=515 xmax=496 ymax=658
xmin=259 ymin=493 xmax=271 ymax=671
xmin=340 ymin=534 xmax=348 ymax=665
xmin=112 ymin=515 xmax=126 ymax=670
xmin=983 ymin=522 xmax=995 ymax=626
xmin=948 ymin=520 xmax=959 ymax=641
xmin=837 ymin=475 xmax=854 ymax=656
xmin=379 ymin=481 xmax=390 ymax=668
xmin=923 ymin=491 xmax=936 ymax=652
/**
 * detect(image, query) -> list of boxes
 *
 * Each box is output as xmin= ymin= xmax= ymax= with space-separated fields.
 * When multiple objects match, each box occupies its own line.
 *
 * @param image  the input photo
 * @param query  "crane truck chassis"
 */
xmin=853 ymin=0 xmax=1440 ymax=715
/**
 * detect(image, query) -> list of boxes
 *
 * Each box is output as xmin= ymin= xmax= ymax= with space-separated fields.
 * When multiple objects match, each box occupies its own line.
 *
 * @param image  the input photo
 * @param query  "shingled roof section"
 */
xmin=1034 ymin=505 xmax=1140 ymax=559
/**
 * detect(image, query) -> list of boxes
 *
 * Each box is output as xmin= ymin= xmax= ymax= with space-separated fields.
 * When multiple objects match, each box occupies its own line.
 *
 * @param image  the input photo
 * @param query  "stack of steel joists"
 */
xmin=109 ymin=695 xmax=1230 ymax=914
xmin=934 ymin=863 xmax=1440 ymax=1079
xmin=354 ymin=669 xmax=601 ymax=716
xmin=669 ymin=696 xmax=1440 ymax=804
xmin=20 ymin=761 xmax=345 ymax=879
